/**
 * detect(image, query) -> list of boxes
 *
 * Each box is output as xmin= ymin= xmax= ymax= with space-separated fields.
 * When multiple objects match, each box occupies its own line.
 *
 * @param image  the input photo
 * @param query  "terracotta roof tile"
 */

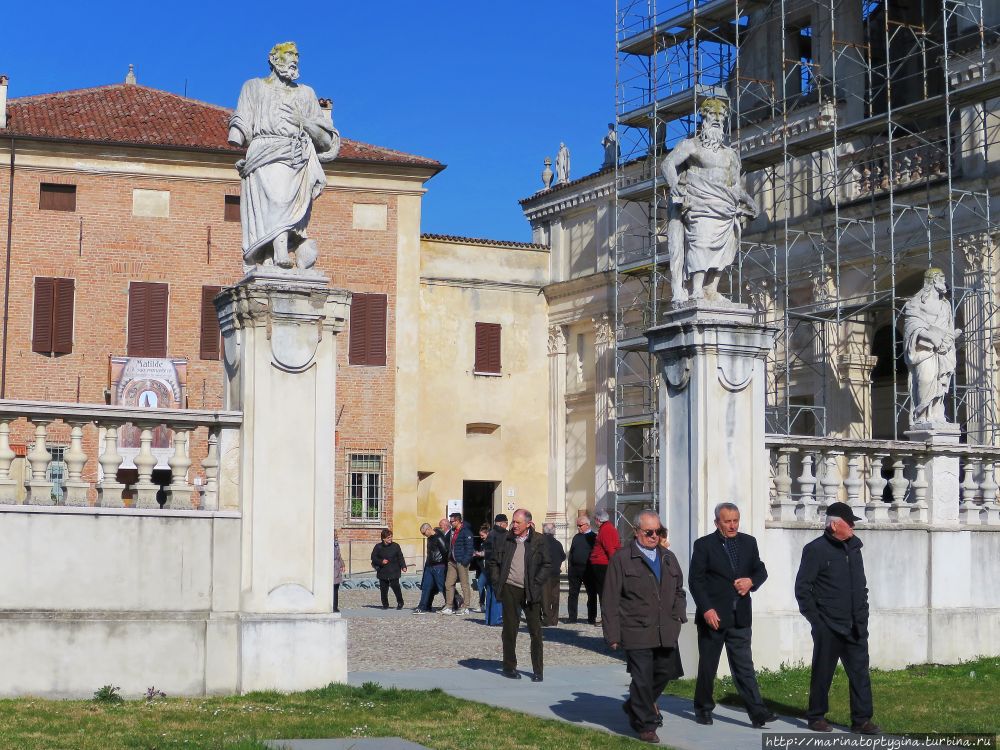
xmin=1 ymin=83 xmax=442 ymax=168
xmin=421 ymin=233 xmax=548 ymax=250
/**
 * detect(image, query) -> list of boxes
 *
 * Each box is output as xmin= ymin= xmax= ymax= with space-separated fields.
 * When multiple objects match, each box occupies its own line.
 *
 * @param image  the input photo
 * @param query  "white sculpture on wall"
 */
xmin=602 ymin=124 xmax=619 ymax=169
xmin=902 ymin=268 xmax=961 ymax=426
xmin=660 ymin=98 xmax=759 ymax=305
xmin=229 ymin=42 xmax=341 ymax=272
xmin=555 ymin=142 xmax=571 ymax=185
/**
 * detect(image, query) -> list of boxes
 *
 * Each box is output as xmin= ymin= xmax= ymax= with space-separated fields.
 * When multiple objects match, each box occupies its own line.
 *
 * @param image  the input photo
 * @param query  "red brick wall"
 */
xmin=0 ymin=145 xmax=398 ymax=543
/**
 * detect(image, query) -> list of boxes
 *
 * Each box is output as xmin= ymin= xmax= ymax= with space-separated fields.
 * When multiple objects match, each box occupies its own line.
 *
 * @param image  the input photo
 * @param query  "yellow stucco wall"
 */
xmin=411 ymin=237 xmax=550 ymax=535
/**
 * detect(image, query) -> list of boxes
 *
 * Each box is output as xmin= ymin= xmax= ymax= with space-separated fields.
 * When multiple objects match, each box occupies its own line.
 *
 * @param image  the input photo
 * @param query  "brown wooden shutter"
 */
xmin=200 ymin=286 xmax=223 ymax=360
xmin=366 ymin=294 xmax=387 ymax=366
xmin=52 ymin=278 xmax=75 ymax=354
xmin=128 ymin=282 xmax=168 ymax=357
xmin=475 ymin=323 xmax=501 ymax=374
xmin=39 ymin=183 xmax=76 ymax=212
xmin=32 ymin=278 xmax=55 ymax=354
xmin=349 ymin=294 xmax=368 ymax=365
xmin=224 ymin=195 xmax=240 ymax=222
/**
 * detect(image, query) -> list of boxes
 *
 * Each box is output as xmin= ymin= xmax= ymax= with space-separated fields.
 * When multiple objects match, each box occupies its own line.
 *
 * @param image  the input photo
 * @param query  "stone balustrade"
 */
xmin=0 ymin=399 xmax=241 ymax=511
xmin=766 ymin=434 xmax=1000 ymax=527
xmin=845 ymin=128 xmax=949 ymax=200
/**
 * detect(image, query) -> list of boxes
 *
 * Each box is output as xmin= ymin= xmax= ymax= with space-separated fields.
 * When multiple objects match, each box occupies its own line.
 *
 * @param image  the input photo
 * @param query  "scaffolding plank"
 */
xmin=618 ymin=177 xmax=657 ymax=202
xmin=618 ymin=0 xmax=767 ymax=55
xmin=620 ymin=85 xmax=728 ymax=128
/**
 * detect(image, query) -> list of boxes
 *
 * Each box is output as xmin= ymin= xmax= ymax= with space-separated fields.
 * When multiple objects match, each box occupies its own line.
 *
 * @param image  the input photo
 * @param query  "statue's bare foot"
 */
xmin=273 ymin=233 xmax=294 ymax=268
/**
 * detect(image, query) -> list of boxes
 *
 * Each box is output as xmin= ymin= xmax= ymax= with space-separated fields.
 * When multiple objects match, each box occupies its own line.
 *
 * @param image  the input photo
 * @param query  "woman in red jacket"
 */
xmin=589 ymin=508 xmax=622 ymax=618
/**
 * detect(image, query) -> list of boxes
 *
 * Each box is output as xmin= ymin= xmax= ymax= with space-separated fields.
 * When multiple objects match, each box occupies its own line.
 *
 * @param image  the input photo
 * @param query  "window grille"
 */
xmin=347 ymin=451 xmax=385 ymax=523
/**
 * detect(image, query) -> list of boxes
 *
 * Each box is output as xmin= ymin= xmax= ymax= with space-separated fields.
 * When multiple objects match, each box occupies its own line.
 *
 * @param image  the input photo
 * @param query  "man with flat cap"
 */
xmin=795 ymin=502 xmax=880 ymax=735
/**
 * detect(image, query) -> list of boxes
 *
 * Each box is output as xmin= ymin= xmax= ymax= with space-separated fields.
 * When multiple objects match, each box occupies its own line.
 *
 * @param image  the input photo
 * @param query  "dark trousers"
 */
xmin=541 ymin=576 xmax=560 ymax=626
xmin=567 ymin=565 xmax=596 ymax=623
xmin=694 ymin=622 xmax=768 ymax=719
xmin=593 ymin=563 xmax=609 ymax=618
xmin=499 ymin=583 xmax=544 ymax=676
xmin=416 ymin=565 xmax=446 ymax=611
xmin=379 ymin=577 xmax=403 ymax=608
xmin=624 ymin=647 xmax=676 ymax=732
xmin=807 ymin=622 xmax=874 ymax=725
xmin=333 ymin=583 xmax=341 ymax=613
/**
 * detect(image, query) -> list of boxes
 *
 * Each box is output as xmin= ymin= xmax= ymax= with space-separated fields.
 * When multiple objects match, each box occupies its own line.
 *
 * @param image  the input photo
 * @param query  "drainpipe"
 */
xmin=2 ymin=136 xmax=14 ymax=398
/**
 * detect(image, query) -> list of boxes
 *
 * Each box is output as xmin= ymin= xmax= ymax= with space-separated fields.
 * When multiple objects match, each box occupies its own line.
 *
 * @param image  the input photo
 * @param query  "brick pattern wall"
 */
xmin=0 ymin=149 xmax=398 ymax=544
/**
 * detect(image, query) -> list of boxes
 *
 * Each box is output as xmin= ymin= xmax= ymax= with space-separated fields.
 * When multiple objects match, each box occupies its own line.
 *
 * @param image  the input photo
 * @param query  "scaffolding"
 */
xmin=613 ymin=0 xmax=1000 ymax=523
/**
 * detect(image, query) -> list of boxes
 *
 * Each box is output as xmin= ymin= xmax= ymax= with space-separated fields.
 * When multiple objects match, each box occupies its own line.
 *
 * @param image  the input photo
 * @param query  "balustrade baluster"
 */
xmin=961 ymin=457 xmax=983 ymax=526
xmin=202 ymin=428 xmax=220 ymax=511
xmin=133 ymin=423 xmax=160 ymax=509
xmin=63 ymin=421 xmax=90 ymax=506
xmin=843 ymin=452 xmax=864 ymax=520
xmin=866 ymin=452 xmax=890 ymax=522
xmin=0 ymin=420 xmax=18 ymax=504
xmin=98 ymin=422 xmax=126 ymax=508
xmin=26 ymin=420 xmax=54 ymax=505
xmin=798 ymin=451 xmax=819 ymax=521
xmin=980 ymin=459 xmax=1000 ymax=526
xmin=166 ymin=428 xmax=194 ymax=510
xmin=910 ymin=454 xmax=928 ymax=523
xmin=819 ymin=450 xmax=843 ymax=510
xmin=888 ymin=454 xmax=909 ymax=521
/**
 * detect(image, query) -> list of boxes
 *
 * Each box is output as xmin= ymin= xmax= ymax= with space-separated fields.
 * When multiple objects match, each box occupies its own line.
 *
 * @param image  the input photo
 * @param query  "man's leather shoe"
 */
xmin=501 ymin=669 xmax=521 ymax=680
xmin=808 ymin=718 xmax=833 ymax=732
xmin=851 ymin=720 xmax=881 ymax=735
xmin=694 ymin=713 xmax=713 ymax=725
xmin=638 ymin=730 xmax=660 ymax=743
xmin=752 ymin=710 xmax=779 ymax=728
xmin=530 ymin=673 xmax=543 ymax=682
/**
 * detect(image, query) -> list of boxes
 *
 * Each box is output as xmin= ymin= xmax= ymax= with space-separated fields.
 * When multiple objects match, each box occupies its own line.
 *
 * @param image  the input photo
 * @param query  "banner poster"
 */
xmin=109 ymin=357 xmax=188 ymax=471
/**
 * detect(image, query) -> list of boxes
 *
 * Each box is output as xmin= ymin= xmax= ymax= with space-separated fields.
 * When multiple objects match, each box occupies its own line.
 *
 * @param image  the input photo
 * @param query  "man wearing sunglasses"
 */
xmin=689 ymin=502 xmax=775 ymax=728
xmin=602 ymin=510 xmax=687 ymax=744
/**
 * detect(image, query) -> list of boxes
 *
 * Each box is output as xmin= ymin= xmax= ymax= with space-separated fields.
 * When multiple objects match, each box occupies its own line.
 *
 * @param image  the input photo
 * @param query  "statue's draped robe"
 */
xmin=903 ymin=293 xmax=956 ymax=423
xmin=229 ymin=78 xmax=336 ymax=263
xmin=683 ymin=172 xmax=744 ymax=274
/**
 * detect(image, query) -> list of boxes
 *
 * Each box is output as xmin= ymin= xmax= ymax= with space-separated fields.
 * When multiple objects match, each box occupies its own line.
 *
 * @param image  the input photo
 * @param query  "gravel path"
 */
xmin=339 ymin=586 xmax=624 ymax=672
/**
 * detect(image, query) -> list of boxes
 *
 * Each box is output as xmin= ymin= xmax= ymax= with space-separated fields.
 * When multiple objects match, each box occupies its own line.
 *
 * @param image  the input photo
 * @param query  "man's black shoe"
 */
xmin=694 ymin=713 xmax=713 ymax=726
xmin=850 ymin=721 xmax=881 ymax=735
xmin=752 ymin=710 xmax=778 ymax=728
xmin=501 ymin=669 xmax=521 ymax=680
xmin=530 ymin=673 xmax=543 ymax=682
xmin=808 ymin=718 xmax=833 ymax=732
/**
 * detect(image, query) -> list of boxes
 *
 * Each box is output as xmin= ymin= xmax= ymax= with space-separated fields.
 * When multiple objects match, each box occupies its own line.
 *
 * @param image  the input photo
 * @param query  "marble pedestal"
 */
xmin=646 ymin=303 xmax=778 ymax=575
xmin=216 ymin=270 xmax=350 ymax=692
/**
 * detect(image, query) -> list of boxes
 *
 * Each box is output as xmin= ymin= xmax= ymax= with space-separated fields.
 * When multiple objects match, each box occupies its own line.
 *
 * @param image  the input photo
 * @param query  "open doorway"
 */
xmin=462 ymin=480 xmax=498 ymax=531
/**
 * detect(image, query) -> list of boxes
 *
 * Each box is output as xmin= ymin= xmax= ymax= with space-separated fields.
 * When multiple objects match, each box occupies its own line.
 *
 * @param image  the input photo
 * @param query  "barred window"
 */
xmin=347 ymin=452 xmax=385 ymax=523
xmin=29 ymin=444 xmax=67 ymax=502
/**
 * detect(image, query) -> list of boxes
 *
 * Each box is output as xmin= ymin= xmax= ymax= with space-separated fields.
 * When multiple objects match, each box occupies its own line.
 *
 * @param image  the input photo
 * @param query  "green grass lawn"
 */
xmin=665 ymin=656 xmax=1000 ymax=733
xmin=0 ymin=681 xmax=653 ymax=750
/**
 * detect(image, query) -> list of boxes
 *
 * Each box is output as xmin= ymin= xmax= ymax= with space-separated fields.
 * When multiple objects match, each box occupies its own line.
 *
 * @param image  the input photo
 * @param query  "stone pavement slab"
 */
xmin=266 ymin=740 xmax=429 ymax=750
xmin=349 ymin=664 xmax=852 ymax=750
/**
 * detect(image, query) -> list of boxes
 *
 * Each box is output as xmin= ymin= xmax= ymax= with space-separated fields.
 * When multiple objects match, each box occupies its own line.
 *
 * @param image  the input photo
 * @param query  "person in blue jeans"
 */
xmin=413 ymin=522 xmax=448 ymax=613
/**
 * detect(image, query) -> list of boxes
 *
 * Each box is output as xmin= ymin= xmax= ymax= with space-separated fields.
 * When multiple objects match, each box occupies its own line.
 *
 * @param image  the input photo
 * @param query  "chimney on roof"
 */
xmin=318 ymin=98 xmax=332 ymax=123
xmin=125 ymin=64 xmax=136 ymax=85
xmin=0 ymin=75 xmax=8 ymax=129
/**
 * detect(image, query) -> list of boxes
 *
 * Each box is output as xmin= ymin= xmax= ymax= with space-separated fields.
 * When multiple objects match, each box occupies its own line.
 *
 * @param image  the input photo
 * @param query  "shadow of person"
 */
xmin=457 ymin=658 xmax=505 ymax=674
xmin=549 ymin=691 xmax=632 ymax=734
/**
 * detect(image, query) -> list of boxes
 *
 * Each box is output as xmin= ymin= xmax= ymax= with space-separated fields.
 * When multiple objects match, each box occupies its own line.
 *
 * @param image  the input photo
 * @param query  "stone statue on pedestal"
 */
xmin=228 ymin=42 xmax=341 ymax=272
xmin=602 ymin=124 xmax=619 ymax=169
xmin=556 ymin=142 xmax=571 ymax=184
xmin=902 ymin=268 xmax=961 ymax=426
xmin=660 ymin=98 xmax=759 ymax=305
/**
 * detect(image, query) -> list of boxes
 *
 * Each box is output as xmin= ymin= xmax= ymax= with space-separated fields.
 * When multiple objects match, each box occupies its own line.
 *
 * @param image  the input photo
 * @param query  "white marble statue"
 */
xmin=556 ymin=142 xmax=571 ymax=184
xmin=228 ymin=42 xmax=341 ymax=271
xmin=660 ymin=98 xmax=759 ymax=305
xmin=602 ymin=123 xmax=619 ymax=169
xmin=902 ymin=268 xmax=961 ymax=426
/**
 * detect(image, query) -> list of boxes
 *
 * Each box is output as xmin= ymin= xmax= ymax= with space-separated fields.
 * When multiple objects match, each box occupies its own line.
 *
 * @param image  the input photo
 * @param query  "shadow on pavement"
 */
xmin=550 ymin=691 xmax=633 ymax=734
xmin=457 ymin=658 xmax=505 ymax=674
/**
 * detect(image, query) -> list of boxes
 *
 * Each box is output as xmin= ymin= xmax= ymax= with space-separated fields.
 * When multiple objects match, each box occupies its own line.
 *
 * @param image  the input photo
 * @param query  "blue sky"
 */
xmin=5 ymin=1 xmax=615 ymax=242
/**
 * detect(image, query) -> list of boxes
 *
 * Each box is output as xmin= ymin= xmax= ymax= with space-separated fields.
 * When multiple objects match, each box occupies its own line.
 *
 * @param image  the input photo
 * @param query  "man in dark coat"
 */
xmin=567 ymin=514 xmax=597 ymax=624
xmin=795 ymin=502 xmax=879 ymax=735
xmin=484 ymin=513 xmax=508 ymax=562
xmin=413 ymin=522 xmax=449 ymax=614
xmin=602 ymin=510 xmax=687 ymax=744
xmin=689 ymin=502 xmax=775 ymax=727
xmin=486 ymin=508 xmax=554 ymax=682
xmin=541 ymin=522 xmax=566 ymax=626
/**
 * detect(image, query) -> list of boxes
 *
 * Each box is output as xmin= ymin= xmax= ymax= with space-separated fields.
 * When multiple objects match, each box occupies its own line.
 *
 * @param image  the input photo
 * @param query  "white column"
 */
xmin=216 ymin=270 xmax=350 ymax=693
xmin=905 ymin=424 xmax=961 ymax=526
xmin=546 ymin=324 xmax=568 ymax=540
xmin=593 ymin=314 xmax=615 ymax=515
xmin=960 ymin=234 xmax=995 ymax=445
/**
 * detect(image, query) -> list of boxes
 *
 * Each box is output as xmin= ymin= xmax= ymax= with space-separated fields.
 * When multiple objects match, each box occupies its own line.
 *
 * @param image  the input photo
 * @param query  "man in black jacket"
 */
xmin=413 ymin=522 xmax=448 ymax=614
xmin=567 ymin=515 xmax=597 ymax=623
xmin=484 ymin=514 xmax=508 ymax=563
xmin=541 ymin=522 xmax=566 ymax=626
xmin=689 ymin=502 xmax=775 ymax=727
xmin=486 ymin=508 xmax=554 ymax=682
xmin=795 ymin=502 xmax=879 ymax=735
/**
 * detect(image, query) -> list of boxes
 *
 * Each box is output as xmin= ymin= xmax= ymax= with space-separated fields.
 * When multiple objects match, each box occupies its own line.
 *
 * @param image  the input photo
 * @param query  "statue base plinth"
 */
xmin=239 ymin=266 xmax=329 ymax=288
xmin=905 ymin=422 xmax=961 ymax=444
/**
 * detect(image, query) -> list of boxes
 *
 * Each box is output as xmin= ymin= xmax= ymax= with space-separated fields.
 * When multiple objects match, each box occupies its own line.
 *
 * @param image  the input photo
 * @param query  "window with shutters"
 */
xmin=224 ymin=195 xmax=240 ymax=222
xmin=39 ymin=183 xmax=76 ymax=212
xmin=348 ymin=293 xmax=387 ymax=366
xmin=474 ymin=322 xmax=501 ymax=375
xmin=127 ymin=282 xmax=169 ymax=358
xmin=32 ymin=277 xmax=75 ymax=356
xmin=346 ymin=452 xmax=385 ymax=523
xmin=200 ymin=286 xmax=223 ymax=360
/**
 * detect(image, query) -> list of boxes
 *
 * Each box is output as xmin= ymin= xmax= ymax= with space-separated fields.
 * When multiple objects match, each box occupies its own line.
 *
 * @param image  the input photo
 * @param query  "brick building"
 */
xmin=0 ymin=76 xmax=442 ymax=549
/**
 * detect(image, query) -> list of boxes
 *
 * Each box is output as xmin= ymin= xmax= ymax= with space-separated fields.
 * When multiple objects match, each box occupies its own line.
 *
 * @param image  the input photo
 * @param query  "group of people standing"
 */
xmin=599 ymin=501 xmax=878 ymax=744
